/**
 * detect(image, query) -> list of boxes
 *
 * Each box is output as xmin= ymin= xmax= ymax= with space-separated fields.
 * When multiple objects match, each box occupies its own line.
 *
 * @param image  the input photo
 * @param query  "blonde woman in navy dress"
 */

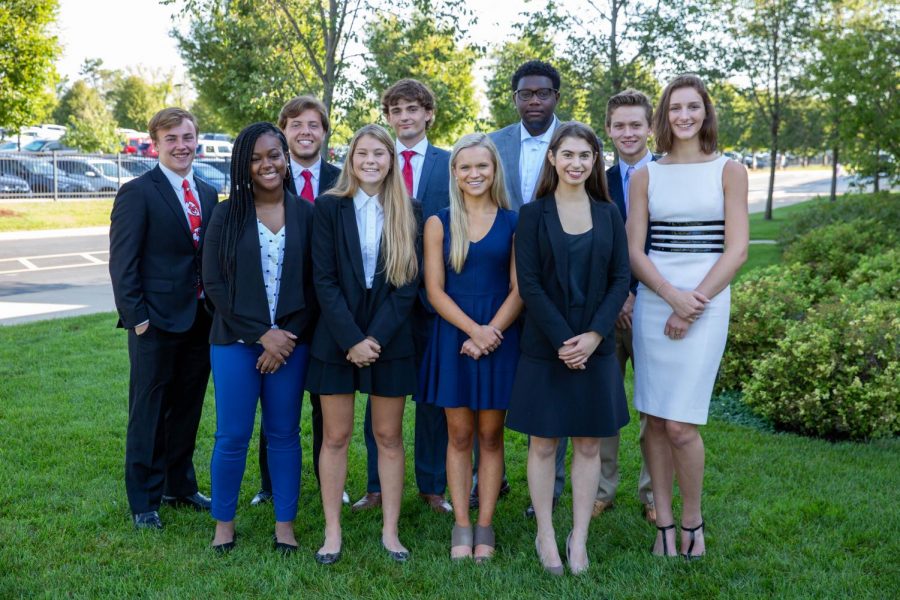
xmin=506 ymin=122 xmax=631 ymax=575
xmin=307 ymin=124 xmax=421 ymax=564
xmin=627 ymin=75 xmax=748 ymax=559
xmin=418 ymin=133 xmax=522 ymax=562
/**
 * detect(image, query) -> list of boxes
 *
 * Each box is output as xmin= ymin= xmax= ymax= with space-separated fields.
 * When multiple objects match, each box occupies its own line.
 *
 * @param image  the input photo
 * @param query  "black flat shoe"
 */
xmin=212 ymin=532 xmax=236 ymax=554
xmin=273 ymin=534 xmax=298 ymax=555
xmin=680 ymin=521 xmax=706 ymax=560
xmin=250 ymin=490 xmax=272 ymax=506
xmin=382 ymin=543 xmax=410 ymax=563
xmin=133 ymin=511 xmax=163 ymax=530
xmin=314 ymin=550 xmax=342 ymax=565
xmin=162 ymin=492 xmax=212 ymax=511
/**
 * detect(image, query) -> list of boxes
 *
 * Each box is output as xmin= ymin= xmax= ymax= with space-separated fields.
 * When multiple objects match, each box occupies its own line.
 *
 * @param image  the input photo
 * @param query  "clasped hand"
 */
xmin=460 ymin=325 xmax=503 ymax=360
xmin=347 ymin=337 xmax=381 ymax=368
xmin=257 ymin=329 xmax=298 ymax=374
xmin=664 ymin=313 xmax=692 ymax=340
xmin=558 ymin=332 xmax=602 ymax=370
xmin=665 ymin=287 xmax=710 ymax=321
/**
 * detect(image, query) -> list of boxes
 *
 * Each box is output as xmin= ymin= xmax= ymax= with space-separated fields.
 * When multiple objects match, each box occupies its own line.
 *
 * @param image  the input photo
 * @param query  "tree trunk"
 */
xmin=830 ymin=145 xmax=839 ymax=202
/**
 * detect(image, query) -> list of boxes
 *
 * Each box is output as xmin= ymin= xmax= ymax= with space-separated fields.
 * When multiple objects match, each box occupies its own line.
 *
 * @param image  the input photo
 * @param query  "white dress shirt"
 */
xmin=395 ymin=137 xmax=429 ymax=198
xmin=519 ymin=117 xmax=558 ymax=204
xmin=619 ymin=149 xmax=653 ymax=216
xmin=158 ymin=162 xmax=202 ymax=227
xmin=290 ymin=156 xmax=321 ymax=198
xmin=353 ymin=188 xmax=384 ymax=289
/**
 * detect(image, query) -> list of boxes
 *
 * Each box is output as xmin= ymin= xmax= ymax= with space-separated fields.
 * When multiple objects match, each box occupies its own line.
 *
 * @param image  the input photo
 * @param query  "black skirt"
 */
xmin=505 ymin=352 xmax=630 ymax=438
xmin=306 ymin=355 xmax=417 ymax=397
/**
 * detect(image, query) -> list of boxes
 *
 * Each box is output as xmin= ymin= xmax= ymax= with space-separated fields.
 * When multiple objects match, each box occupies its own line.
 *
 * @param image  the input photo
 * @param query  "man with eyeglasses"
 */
xmin=489 ymin=60 xmax=561 ymax=211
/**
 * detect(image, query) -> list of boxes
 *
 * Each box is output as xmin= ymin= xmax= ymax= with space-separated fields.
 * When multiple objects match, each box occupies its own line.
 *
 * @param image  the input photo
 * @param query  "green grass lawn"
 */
xmin=0 ymin=199 xmax=114 ymax=231
xmin=1 ymin=313 xmax=897 ymax=598
xmin=748 ymin=202 xmax=816 ymax=241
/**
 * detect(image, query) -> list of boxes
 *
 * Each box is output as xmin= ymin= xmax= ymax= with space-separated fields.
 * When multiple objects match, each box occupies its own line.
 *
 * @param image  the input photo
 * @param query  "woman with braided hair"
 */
xmin=202 ymin=122 xmax=317 ymax=553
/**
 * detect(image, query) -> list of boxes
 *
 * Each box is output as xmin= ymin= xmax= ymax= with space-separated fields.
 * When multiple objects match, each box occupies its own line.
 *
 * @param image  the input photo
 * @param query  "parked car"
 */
xmin=138 ymin=142 xmax=159 ymax=158
xmin=119 ymin=158 xmax=156 ymax=176
xmin=0 ymin=173 xmax=31 ymax=195
xmin=0 ymin=141 xmax=19 ymax=152
xmin=23 ymin=139 xmax=74 ymax=153
xmin=55 ymin=158 xmax=136 ymax=192
xmin=122 ymin=137 xmax=150 ymax=154
xmin=196 ymin=141 xmax=232 ymax=159
xmin=0 ymin=155 xmax=91 ymax=195
xmin=192 ymin=161 xmax=229 ymax=194
xmin=199 ymin=133 xmax=233 ymax=142
xmin=196 ymin=158 xmax=231 ymax=176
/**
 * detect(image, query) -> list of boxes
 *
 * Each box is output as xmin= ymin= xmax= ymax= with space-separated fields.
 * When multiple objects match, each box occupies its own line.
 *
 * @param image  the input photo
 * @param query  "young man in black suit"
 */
xmin=594 ymin=89 xmax=657 ymax=523
xmin=250 ymin=96 xmax=346 ymax=507
xmin=351 ymin=79 xmax=452 ymax=514
xmin=109 ymin=107 xmax=218 ymax=529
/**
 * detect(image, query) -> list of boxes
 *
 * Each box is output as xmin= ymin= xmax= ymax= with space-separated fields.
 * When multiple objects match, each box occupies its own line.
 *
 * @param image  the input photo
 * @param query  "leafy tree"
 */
xmin=57 ymin=81 xmax=119 ymax=152
xmin=0 ymin=0 xmax=60 ymax=134
xmin=363 ymin=0 xmax=479 ymax=146
xmin=109 ymin=75 xmax=168 ymax=131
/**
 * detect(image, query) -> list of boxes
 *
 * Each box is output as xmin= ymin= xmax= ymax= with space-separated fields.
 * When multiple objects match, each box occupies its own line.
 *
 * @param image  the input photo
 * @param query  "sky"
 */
xmin=55 ymin=0 xmax=556 ymax=87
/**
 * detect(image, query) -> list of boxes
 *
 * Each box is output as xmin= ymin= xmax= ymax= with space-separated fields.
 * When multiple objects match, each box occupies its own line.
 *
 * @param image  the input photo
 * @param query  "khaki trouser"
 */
xmin=596 ymin=326 xmax=653 ymax=505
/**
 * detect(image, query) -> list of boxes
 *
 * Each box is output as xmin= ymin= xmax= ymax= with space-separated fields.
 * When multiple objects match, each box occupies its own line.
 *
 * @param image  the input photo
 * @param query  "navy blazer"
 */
xmin=109 ymin=165 xmax=218 ymax=331
xmin=413 ymin=143 xmax=451 ymax=219
xmin=606 ymin=157 xmax=655 ymax=292
xmin=515 ymin=195 xmax=630 ymax=360
xmin=202 ymin=191 xmax=317 ymax=345
xmin=310 ymin=193 xmax=423 ymax=364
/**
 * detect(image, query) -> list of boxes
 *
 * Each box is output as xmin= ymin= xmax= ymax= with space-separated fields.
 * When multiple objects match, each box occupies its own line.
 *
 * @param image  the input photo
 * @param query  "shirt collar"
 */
xmin=519 ymin=116 xmax=558 ymax=144
xmin=620 ymin=149 xmax=653 ymax=172
xmin=396 ymin=136 xmax=429 ymax=158
xmin=353 ymin=187 xmax=381 ymax=211
xmin=291 ymin=156 xmax=321 ymax=180
xmin=158 ymin=162 xmax=195 ymax=191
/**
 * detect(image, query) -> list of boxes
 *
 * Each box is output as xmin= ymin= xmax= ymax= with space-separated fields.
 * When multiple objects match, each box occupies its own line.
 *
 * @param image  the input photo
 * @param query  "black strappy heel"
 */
xmin=681 ymin=521 xmax=705 ymax=560
xmin=651 ymin=523 xmax=676 ymax=556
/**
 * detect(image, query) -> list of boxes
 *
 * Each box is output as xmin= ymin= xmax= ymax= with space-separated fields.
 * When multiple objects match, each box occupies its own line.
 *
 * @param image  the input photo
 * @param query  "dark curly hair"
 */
xmin=511 ymin=60 xmax=561 ymax=92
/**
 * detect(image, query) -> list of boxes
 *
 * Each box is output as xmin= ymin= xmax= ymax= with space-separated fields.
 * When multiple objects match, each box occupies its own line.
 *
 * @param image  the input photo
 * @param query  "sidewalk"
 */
xmin=0 ymin=226 xmax=109 ymax=241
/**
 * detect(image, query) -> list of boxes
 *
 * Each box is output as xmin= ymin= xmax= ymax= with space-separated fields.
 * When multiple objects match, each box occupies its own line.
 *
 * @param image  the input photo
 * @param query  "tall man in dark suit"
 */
xmin=351 ymin=79 xmax=452 ymax=514
xmin=489 ymin=60 xmax=563 ymax=516
xmin=110 ymin=107 xmax=218 ymax=529
xmin=593 ymin=89 xmax=656 ymax=523
xmin=251 ymin=95 xmax=346 ymax=507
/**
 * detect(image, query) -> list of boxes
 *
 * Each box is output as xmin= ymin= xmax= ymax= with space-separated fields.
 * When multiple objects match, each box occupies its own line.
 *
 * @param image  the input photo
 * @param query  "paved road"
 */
xmin=0 ymin=169 xmax=872 ymax=326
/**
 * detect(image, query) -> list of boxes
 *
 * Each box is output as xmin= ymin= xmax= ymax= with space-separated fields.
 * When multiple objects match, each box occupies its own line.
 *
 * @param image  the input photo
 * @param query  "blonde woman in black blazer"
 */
xmin=307 ymin=124 xmax=422 ymax=565
xmin=202 ymin=123 xmax=317 ymax=554
xmin=506 ymin=122 xmax=631 ymax=575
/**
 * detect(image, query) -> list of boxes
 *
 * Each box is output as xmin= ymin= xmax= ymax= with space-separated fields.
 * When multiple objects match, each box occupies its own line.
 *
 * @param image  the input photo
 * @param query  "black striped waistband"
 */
xmin=650 ymin=219 xmax=724 ymax=253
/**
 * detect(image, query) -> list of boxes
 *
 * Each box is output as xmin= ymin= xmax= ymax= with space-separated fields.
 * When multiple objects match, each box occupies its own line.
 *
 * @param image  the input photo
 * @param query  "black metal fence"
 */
xmin=0 ymin=152 xmax=231 ymax=200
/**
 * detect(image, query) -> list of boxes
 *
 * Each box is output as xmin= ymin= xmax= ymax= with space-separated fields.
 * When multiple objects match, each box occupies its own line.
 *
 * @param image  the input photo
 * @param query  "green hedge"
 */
xmin=718 ymin=192 xmax=899 ymax=440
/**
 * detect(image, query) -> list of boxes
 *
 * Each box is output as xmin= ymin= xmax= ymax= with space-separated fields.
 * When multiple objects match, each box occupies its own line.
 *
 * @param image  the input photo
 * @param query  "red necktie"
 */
xmin=300 ymin=170 xmax=315 ymax=203
xmin=401 ymin=150 xmax=415 ymax=197
xmin=182 ymin=179 xmax=203 ymax=297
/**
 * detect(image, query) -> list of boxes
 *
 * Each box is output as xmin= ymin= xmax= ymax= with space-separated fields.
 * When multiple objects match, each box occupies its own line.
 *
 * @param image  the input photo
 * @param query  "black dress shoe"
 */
xmin=212 ymin=533 xmax=237 ymax=554
xmin=273 ymin=535 xmax=298 ymax=555
xmin=133 ymin=511 xmax=163 ymax=530
xmin=251 ymin=490 xmax=273 ymax=506
xmin=382 ymin=543 xmax=410 ymax=563
xmin=162 ymin=492 xmax=211 ymax=511
xmin=524 ymin=496 xmax=559 ymax=519
xmin=499 ymin=479 xmax=511 ymax=497
xmin=314 ymin=550 xmax=342 ymax=565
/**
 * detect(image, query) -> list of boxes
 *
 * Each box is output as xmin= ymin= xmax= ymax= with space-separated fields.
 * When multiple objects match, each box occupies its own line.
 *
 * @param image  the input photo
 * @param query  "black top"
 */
xmin=202 ymin=191 xmax=318 ymax=345
xmin=566 ymin=230 xmax=592 ymax=309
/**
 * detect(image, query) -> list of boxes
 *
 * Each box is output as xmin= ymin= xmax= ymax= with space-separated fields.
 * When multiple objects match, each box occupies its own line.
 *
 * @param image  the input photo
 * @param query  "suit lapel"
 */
xmin=197 ymin=179 xmax=218 ymax=250
xmin=275 ymin=195 xmax=301 ymax=320
xmin=320 ymin=161 xmax=341 ymax=195
xmin=502 ymin=127 xmax=523 ymax=209
xmin=417 ymin=145 xmax=437 ymax=200
xmin=150 ymin=166 xmax=192 ymax=240
xmin=340 ymin=197 xmax=367 ymax=290
xmin=543 ymin=197 xmax=569 ymax=305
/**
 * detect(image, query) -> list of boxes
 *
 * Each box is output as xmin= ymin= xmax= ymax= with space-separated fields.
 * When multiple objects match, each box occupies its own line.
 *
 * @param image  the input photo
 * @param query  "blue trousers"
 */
xmin=210 ymin=342 xmax=309 ymax=522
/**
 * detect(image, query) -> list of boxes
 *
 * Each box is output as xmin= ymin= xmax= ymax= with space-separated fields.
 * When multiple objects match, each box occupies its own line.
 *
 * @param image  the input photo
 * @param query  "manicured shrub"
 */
xmin=743 ymin=300 xmax=900 ymax=441
xmin=778 ymin=192 xmax=899 ymax=246
xmin=782 ymin=218 xmax=897 ymax=281
xmin=842 ymin=249 xmax=900 ymax=301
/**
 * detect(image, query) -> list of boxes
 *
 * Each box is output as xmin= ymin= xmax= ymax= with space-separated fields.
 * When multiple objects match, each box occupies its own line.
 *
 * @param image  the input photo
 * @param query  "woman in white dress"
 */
xmin=626 ymin=74 xmax=748 ymax=558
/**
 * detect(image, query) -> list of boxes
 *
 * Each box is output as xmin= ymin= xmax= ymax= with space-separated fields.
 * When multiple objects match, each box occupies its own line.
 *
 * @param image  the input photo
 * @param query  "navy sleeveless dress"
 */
xmin=417 ymin=207 xmax=520 ymax=410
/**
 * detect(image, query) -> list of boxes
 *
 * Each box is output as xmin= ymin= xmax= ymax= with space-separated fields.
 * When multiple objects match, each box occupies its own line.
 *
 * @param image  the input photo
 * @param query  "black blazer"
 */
xmin=515 ymin=194 xmax=631 ymax=360
xmin=202 ymin=191 xmax=317 ymax=345
xmin=310 ymin=193 xmax=422 ymax=364
xmin=109 ymin=165 xmax=218 ymax=332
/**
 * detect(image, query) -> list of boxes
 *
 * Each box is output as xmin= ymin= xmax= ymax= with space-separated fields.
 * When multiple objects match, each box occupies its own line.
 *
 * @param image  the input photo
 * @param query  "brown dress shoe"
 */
xmin=419 ymin=493 xmax=452 ymax=513
xmin=644 ymin=503 xmax=657 ymax=524
xmin=591 ymin=499 xmax=613 ymax=518
xmin=351 ymin=492 xmax=382 ymax=511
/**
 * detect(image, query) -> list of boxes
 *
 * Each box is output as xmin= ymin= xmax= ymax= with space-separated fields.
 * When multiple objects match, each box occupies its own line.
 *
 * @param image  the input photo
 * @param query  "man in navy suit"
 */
xmin=351 ymin=79 xmax=452 ymax=513
xmin=109 ymin=108 xmax=218 ymax=529
xmin=250 ymin=96 xmax=346 ymax=507
xmin=593 ymin=89 xmax=656 ymax=523
xmin=490 ymin=60 xmax=563 ymax=516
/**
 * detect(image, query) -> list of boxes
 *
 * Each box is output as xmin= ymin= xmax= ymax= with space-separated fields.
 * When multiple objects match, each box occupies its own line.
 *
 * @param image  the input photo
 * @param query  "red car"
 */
xmin=138 ymin=141 xmax=158 ymax=158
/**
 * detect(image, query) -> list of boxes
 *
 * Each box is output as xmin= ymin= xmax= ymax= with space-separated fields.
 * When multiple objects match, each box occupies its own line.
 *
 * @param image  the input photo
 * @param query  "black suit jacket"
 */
xmin=607 ymin=157 xmax=655 ymax=293
xmin=515 ymin=195 xmax=631 ymax=360
xmin=310 ymin=193 xmax=422 ymax=364
xmin=202 ymin=191 xmax=317 ymax=345
xmin=109 ymin=165 xmax=218 ymax=332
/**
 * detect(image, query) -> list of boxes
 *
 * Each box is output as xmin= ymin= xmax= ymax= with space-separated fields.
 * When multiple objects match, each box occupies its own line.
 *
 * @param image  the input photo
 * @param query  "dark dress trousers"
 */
xmin=109 ymin=165 xmax=218 ymax=515
xmin=258 ymin=161 xmax=340 ymax=491
xmin=363 ymin=144 xmax=451 ymax=496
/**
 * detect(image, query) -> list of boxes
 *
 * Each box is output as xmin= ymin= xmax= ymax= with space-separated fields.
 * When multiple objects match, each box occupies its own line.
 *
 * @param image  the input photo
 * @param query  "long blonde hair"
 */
xmin=331 ymin=124 xmax=418 ymax=287
xmin=447 ymin=133 xmax=510 ymax=273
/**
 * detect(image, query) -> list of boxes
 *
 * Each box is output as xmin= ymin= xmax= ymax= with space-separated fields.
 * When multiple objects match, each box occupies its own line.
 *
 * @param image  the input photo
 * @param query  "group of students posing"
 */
xmin=109 ymin=60 xmax=749 ymax=576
